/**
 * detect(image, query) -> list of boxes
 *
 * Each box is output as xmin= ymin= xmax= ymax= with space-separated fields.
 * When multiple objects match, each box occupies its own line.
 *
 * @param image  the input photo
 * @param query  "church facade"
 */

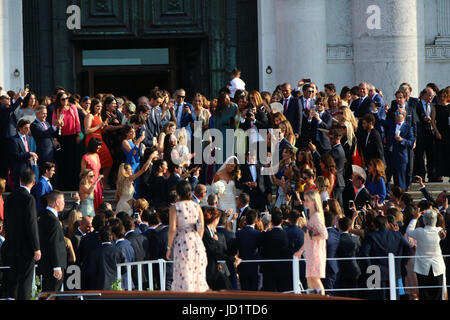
xmin=1 ymin=0 xmax=449 ymax=101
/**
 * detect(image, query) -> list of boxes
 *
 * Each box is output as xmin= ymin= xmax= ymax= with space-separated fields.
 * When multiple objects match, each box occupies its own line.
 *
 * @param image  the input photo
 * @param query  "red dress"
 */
xmin=82 ymin=153 xmax=103 ymax=212
xmin=85 ymin=115 xmax=113 ymax=168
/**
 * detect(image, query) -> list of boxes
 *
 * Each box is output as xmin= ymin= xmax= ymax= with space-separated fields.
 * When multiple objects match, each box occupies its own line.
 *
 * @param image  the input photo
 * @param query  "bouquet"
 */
xmin=212 ymin=180 xmax=226 ymax=196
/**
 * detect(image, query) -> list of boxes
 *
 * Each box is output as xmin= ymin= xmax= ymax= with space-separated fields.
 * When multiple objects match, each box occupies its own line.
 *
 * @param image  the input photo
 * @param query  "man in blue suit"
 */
xmin=8 ymin=119 xmax=39 ymax=190
xmin=322 ymin=211 xmax=340 ymax=293
xmin=284 ymin=209 xmax=306 ymax=291
xmin=30 ymin=106 xmax=57 ymax=165
xmin=367 ymin=84 xmax=387 ymax=141
xmin=360 ymin=215 xmax=411 ymax=300
xmin=308 ymin=98 xmax=332 ymax=155
xmin=32 ymin=162 xmax=55 ymax=214
xmin=385 ymin=108 xmax=415 ymax=190
xmin=173 ymin=89 xmax=194 ymax=130
xmin=234 ymin=209 xmax=263 ymax=291
xmin=111 ymin=220 xmax=135 ymax=290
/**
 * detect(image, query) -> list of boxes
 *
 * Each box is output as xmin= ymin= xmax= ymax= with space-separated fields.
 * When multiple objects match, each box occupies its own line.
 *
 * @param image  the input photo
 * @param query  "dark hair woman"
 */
xmin=84 ymin=98 xmax=113 ymax=189
xmin=101 ymin=96 xmax=126 ymax=187
xmin=53 ymin=91 xmax=82 ymax=190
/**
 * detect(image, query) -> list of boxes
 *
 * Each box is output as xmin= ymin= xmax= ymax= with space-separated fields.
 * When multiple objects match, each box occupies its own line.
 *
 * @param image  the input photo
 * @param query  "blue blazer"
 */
xmin=30 ymin=119 xmax=56 ymax=164
xmin=174 ymin=102 xmax=194 ymax=128
xmin=325 ymin=227 xmax=341 ymax=282
xmin=115 ymin=239 xmax=135 ymax=263
xmin=284 ymin=97 xmax=303 ymax=136
xmin=360 ymin=229 xmax=411 ymax=281
xmin=386 ymin=121 xmax=415 ymax=162
xmin=8 ymin=134 xmax=33 ymax=189
xmin=235 ymin=226 xmax=263 ymax=277
xmin=32 ymin=176 xmax=53 ymax=213
xmin=285 ymin=224 xmax=304 ymax=257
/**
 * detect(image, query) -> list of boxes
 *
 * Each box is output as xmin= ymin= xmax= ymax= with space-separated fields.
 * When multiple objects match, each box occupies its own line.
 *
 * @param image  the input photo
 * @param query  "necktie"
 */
xmin=426 ymin=103 xmax=431 ymax=117
xmin=305 ymin=99 xmax=310 ymax=110
xmin=41 ymin=121 xmax=48 ymax=130
xmin=151 ymin=108 xmax=155 ymax=123
xmin=22 ymin=136 xmax=29 ymax=152
xmin=283 ymin=98 xmax=288 ymax=114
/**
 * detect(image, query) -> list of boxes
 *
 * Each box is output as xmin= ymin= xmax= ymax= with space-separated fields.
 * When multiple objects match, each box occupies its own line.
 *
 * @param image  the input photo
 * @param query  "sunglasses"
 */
xmin=338 ymin=111 xmax=344 ymax=115
xmin=394 ymin=111 xmax=402 ymax=115
xmin=177 ymin=96 xmax=186 ymax=99
xmin=60 ymin=97 xmax=68 ymax=101
xmin=307 ymin=90 xmax=314 ymax=93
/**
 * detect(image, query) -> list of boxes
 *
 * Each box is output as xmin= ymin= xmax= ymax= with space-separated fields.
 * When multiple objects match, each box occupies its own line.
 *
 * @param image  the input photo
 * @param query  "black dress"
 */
xmin=435 ymin=103 xmax=450 ymax=177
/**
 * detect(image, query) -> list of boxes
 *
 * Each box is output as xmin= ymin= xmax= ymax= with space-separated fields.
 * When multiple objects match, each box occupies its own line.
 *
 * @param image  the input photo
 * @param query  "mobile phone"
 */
xmin=303 ymin=78 xmax=311 ymax=83
xmin=348 ymin=200 xmax=354 ymax=207
xmin=413 ymin=176 xmax=420 ymax=183
xmin=133 ymin=212 xmax=139 ymax=219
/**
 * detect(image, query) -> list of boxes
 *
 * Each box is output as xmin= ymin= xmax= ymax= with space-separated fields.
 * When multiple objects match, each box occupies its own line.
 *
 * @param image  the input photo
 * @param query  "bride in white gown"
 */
xmin=212 ymin=156 xmax=240 ymax=216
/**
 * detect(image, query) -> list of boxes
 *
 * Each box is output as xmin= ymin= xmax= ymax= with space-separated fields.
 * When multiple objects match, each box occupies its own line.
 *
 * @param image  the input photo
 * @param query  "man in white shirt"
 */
xmin=229 ymin=68 xmax=246 ymax=99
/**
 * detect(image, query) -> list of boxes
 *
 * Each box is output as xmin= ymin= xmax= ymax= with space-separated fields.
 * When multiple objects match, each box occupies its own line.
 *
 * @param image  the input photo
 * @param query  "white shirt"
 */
xmin=229 ymin=77 xmax=246 ymax=98
xmin=406 ymin=218 xmax=445 ymax=276
xmin=20 ymin=185 xmax=31 ymax=194
xmin=249 ymin=164 xmax=257 ymax=182
xmin=395 ymin=121 xmax=404 ymax=136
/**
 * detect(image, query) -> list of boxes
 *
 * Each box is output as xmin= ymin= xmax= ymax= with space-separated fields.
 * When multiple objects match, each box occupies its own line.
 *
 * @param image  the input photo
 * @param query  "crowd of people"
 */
xmin=0 ymin=68 xmax=449 ymax=300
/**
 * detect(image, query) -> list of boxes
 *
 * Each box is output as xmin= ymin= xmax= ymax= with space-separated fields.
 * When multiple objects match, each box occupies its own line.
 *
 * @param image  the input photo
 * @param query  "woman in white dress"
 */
xmin=115 ymin=157 xmax=152 ymax=215
xmin=212 ymin=156 xmax=241 ymax=215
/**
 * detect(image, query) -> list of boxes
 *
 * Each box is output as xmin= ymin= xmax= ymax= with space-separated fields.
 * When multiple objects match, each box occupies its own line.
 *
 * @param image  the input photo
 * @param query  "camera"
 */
xmin=133 ymin=212 xmax=139 ymax=220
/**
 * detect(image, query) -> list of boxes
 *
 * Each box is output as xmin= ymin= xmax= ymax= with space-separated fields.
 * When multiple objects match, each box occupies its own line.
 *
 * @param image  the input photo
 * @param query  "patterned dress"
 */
xmin=171 ymin=201 xmax=209 ymax=292
xmin=304 ymin=212 xmax=328 ymax=278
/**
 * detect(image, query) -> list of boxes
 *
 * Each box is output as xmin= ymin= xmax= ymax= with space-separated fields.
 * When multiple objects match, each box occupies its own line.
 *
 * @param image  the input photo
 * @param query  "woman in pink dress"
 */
xmin=81 ymin=137 xmax=103 ymax=212
xmin=294 ymin=190 xmax=328 ymax=295
xmin=166 ymin=180 xmax=209 ymax=292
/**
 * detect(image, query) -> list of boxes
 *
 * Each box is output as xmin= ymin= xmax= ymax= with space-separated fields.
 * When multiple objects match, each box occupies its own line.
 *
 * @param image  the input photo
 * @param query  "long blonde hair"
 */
xmin=79 ymin=169 xmax=94 ymax=187
xmin=116 ymin=163 xmax=132 ymax=194
xmin=342 ymin=120 xmax=355 ymax=147
xmin=304 ymin=190 xmax=325 ymax=222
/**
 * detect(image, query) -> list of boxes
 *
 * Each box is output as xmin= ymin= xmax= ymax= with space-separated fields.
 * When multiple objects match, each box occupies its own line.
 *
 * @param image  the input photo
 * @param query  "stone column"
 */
xmin=352 ymin=0 xmax=421 ymax=103
xmin=258 ymin=0 xmax=327 ymax=92
xmin=0 ymin=0 xmax=24 ymax=93
xmin=257 ymin=0 xmax=277 ymax=92
xmin=436 ymin=0 xmax=450 ymax=44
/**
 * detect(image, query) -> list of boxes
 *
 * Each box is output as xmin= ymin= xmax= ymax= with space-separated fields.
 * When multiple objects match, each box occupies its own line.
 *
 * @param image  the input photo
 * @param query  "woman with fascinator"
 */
xmin=212 ymin=156 xmax=241 ymax=216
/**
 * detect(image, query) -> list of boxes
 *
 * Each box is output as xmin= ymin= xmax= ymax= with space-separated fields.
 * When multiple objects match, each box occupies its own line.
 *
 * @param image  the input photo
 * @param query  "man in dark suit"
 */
xmin=121 ymin=214 xmax=149 ymax=288
xmin=237 ymin=154 xmax=272 ymax=212
xmin=8 ymin=119 xmax=39 ymax=190
xmin=280 ymin=83 xmax=303 ymax=138
xmin=308 ymin=98 xmax=332 ymax=155
xmin=361 ymin=114 xmax=385 ymax=166
xmin=165 ymin=163 xmax=199 ymax=195
xmin=351 ymin=82 xmax=376 ymax=153
xmin=37 ymin=191 xmax=67 ymax=292
xmin=70 ymin=216 xmax=92 ymax=259
xmin=385 ymin=108 xmax=415 ymax=191
xmin=415 ymin=88 xmax=438 ymax=181
xmin=32 ymin=162 xmax=55 ymax=214
xmin=284 ymin=209 xmax=306 ymax=289
xmin=141 ymin=90 xmax=164 ymax=148
xmin=78 ymin=213 xmax=106 ymax=289
xmin=86 ymin=226 xmax=126 ymax=290
xmin=328 ymin=129 xmax=346 ymax=207
xmin=336 ymin=217 xmax=361 ymax=298
xmin=322 ymin=211 xmax=340 ymax=293
xmin=235 ymin=209 xmax=263 ymax=291
xmin=352 ymin=168 xmax=372 ymax=209
xmin=2 ymin=169 xmax=41 ymax=300
xmin=30 ymin=105 xmax=57 ymax=165
xmin=360 ymin=215 xmax=411 ymax=300
xmin=216 ymin=210 xmax=238 ymax=290
xmin=367 ymin=84 xmax=387 ymax=140
xmin=148 ymin=207 xmax=173 ymax=290
xmin=351 ymin=82 xmax=374 ymax=119
xmin=235 ymin=193 xmax=251 ymax=231
xmin=0 ymin=91 xmax=25 ymax=180
xmin=260 ymin=209 xmax=291 ymax=292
